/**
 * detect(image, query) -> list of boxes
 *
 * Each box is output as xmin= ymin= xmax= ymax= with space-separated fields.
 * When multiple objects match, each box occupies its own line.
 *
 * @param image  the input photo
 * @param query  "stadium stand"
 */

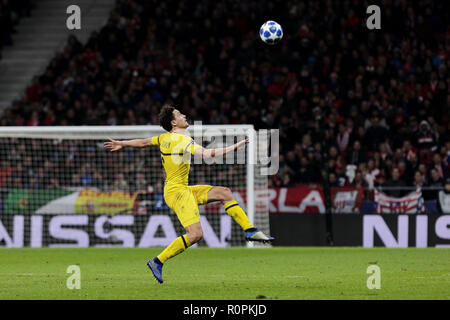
xmin=0 ymin=0 xmax=35 ymax=59
xmin=0 ymin=0 xmax=448 ymax=211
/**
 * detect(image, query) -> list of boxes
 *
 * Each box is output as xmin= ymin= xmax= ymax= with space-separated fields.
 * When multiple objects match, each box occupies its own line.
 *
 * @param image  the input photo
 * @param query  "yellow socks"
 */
xmin=157 ymin=234 xmax=191 ymax=264
xmin=224 ymin=200 xmax=254 ymax=231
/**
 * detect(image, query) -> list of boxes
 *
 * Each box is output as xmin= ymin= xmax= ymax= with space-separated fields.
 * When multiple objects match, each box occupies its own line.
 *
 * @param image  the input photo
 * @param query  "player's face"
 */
xmin=173 ymin=109 xmax=189 ymax=129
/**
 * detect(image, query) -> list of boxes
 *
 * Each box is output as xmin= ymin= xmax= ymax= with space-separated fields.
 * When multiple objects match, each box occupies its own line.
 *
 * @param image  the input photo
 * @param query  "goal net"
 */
xmin=0 ymin=125 xmax=271 ymax=248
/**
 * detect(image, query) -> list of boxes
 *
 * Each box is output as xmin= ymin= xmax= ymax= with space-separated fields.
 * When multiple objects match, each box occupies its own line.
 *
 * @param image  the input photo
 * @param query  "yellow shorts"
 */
xmin=164 ymin=184 xmax=213 ymax=228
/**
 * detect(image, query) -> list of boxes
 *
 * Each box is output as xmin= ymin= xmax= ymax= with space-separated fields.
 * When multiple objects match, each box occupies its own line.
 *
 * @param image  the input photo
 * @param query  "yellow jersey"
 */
xmin=151 ymin=132 xmax=200 ymax=187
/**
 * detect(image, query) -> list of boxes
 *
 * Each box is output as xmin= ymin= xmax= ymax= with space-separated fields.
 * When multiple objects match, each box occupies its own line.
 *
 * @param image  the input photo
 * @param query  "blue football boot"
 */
xmin=147 ymin=258 xmax=163 ymax=283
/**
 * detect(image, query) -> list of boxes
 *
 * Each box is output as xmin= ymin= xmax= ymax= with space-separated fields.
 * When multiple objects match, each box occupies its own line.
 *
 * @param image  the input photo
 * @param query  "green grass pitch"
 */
xmin=0 ymin=247 xmax=449 ymax=300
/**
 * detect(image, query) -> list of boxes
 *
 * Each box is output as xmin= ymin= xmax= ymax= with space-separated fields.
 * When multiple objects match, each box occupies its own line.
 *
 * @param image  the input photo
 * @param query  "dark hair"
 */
xmin=159 ymin=104 xmax=175 ymax=132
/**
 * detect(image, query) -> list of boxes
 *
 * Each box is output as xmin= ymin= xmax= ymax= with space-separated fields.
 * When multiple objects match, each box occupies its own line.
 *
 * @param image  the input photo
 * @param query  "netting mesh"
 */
xmin=0 ymin=126 xmax=270 ymax=248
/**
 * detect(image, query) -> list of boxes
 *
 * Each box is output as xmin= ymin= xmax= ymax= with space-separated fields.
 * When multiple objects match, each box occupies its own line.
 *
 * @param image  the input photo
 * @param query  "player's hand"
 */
xmin=104 ymin=137 xmax=123 ymax=152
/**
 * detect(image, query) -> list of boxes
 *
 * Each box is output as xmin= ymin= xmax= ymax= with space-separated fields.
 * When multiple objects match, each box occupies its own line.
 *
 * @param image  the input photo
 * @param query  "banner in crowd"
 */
xmin=74 ymin=189 xmax=138 ymax=214
xmin=5 ymin=188 xmax=74 ymax=214
xmin=4 ymin=188 xmax=138 ymax=215
xmin=2 ymin=213 xmax=449 ymax=248
xmin=265 ymin=186 xmax=325 ymax=213
xmin=204 ymin=186 xmax=326 ymax=214
xmin=0 ymin=213 xmax=241 ymax=248
xmin=270 ymin=213 xmax=450 ymax=247
xmin=330 ymin=187 xmax=364 ymax=213
xmin=3 ymin=186 xmax=327 ymax=215
xmin=374 ymin=189 xmax=426 ymax=214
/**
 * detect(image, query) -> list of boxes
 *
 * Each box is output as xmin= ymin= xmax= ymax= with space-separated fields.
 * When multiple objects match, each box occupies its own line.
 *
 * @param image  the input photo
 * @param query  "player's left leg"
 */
xmin=156 ymin=222 xmax=201 ymax=264
xmin=205 ymin=186 xmax=274 ymax=243
xmin=147 ymin=187 xmax=201 ymax=283
xmin=206 ymin=186 xmax=254 ymax=230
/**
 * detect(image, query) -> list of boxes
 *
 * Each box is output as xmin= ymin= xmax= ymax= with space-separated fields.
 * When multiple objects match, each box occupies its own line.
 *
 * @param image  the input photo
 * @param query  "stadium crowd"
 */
xmin=0 ymin=0 xmax=449 ymax=202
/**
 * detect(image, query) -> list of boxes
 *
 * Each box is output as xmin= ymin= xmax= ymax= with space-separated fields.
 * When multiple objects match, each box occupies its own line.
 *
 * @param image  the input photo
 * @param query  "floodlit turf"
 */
xmin=0 ymin=247 xmax=449 ymax=300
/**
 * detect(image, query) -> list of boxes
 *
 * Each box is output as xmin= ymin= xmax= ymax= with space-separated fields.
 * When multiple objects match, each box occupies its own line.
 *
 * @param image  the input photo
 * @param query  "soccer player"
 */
xmin=104 ymin=105 xmax=274 ymax=283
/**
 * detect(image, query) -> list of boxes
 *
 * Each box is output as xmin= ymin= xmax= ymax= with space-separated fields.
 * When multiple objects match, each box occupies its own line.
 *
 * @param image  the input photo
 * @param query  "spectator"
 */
xmin=285 ymin=151 xmax=300 ymax=176
xmin=364 ymin=115 xmax=389 ymax=151
xmin=401 ymin=140 xmax=417 ymax=160
xmin=327 ymin=172 xmax=338 ymax=188
xmin=438 ymin=178 xmax=450 ymax=213
xmin=374 ymin=174 xmax=387 ymax=189
xmin=79 ymin=164 xmax=93 ymax=187
xmin=414 ymin=120 xmax=439 ymax=165
xmin=297 ymin=157 xmax=316 ymax=183
xmin=425 ymin=168 xmax=444 ymax=200
xmin=335 ymin=164 xmax=348 ymax=187
xmin=413 ymin=171 xmax=426 ymax=189
xmin=132 ymin=172 xmax=148 ymax=193
xmin=364 ymin=159 xmax=380 ymax=189
xmin=418 ymin=164 xmax=429 ymax=184
xmin=112 ymin=173 xmax=129 ymax=192
xmin=405 ymin=152 xmax=420 ymax=185
xmin=378 ymin=142 xmax=393 ymax=163
xmin=347 ymin=140 xmax=368 ymax=165
xmin=430 ymin=153 xmax=445 ymax=179
xmin=281 ymin=172 xmax=294 ymax=187
xmin=382 ymin=168 xmax=406 ymax=198
xmin=350 ymin=170 xmax=368 ymax=188
xmin=336 ymin=123 xmax=350 ymax=153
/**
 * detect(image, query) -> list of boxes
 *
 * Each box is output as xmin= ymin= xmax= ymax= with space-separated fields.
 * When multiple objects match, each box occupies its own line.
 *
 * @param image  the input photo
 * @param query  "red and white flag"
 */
xmin=331 ymin=187 xmax=364 ymax=213
xmin=374 ymin=189 xmax=426 ymax=214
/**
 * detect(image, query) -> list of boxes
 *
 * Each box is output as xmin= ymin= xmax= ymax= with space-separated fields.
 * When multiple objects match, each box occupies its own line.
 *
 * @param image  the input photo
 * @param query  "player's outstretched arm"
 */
xmin=194 ymin=138 xmax=248 ymax=159
xmin=104 ymin=137 xmax=153 ymax=151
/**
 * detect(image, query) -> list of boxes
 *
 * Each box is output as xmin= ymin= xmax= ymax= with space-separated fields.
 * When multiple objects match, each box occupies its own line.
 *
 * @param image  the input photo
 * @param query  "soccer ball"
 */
xmin=259 ymin=20 xmax=283 ymax=45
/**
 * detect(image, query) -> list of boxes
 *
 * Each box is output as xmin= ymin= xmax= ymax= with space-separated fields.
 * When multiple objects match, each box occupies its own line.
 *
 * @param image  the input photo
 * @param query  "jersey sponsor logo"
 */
xmin=160 ymin=141 xmax=170 ymax=149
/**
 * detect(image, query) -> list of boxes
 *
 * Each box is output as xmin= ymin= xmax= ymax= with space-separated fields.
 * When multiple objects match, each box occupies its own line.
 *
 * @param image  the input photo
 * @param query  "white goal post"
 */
xmin=0 ymin=125 xmax=270 ymax=248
